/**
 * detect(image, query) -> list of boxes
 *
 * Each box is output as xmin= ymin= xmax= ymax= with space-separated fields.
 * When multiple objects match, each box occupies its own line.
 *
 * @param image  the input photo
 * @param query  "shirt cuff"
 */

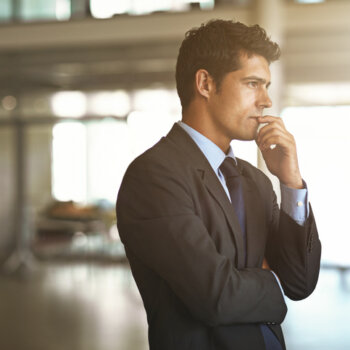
xmin=280 ymin=180 xmax=309 ymax=226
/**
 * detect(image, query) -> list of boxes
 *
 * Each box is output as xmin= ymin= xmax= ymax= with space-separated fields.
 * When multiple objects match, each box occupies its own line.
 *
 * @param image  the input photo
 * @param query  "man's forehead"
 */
xmin=238 ymin=51 xmax=269 ymax=65
xmin=235 ymin=54 xmax=271 ymax=80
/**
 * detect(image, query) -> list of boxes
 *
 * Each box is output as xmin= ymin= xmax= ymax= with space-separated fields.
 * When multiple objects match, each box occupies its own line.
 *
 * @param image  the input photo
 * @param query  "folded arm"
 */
xmin=264 ymin=183 xmax=321 ymax=301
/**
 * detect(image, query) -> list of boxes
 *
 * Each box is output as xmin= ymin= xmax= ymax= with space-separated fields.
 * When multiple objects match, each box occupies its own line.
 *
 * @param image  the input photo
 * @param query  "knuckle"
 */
xmin=276 ymin=135 xmax=282 ymax=143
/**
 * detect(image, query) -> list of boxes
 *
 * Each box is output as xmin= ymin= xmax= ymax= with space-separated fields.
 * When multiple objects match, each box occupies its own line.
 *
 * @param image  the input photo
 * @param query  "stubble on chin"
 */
xmin=245 ymin=124 xmax=260 ymax=141
xmin=252 ymin=127 xmax=259 ymax=141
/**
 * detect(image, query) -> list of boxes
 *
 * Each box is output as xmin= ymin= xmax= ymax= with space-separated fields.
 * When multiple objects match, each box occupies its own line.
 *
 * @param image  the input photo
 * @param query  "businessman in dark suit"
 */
xmin=116 ymin=20 xmax=321 ymax=350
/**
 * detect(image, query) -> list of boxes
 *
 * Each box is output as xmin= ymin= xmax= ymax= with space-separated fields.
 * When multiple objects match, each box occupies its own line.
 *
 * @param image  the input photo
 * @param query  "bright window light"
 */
xmin=90 ymin=0 xmax=129 ymax=18
xmin=132 ymin=89 xmax=181 ymax=114
xmin=0 ymin=0 xmax=12 ymax=21
xmin=288 ymin=83 xmax=350 ymax=106
xmin=127 ymin=110 xmax=179 ymax=157
xmin=231 ymin=140 xmax=258 ymax=167
xmin=56 ymin=0 xmax=71 ymax=20
xmin=282 ymin=106 xmax=350 ymax=267
xmin=20 ymin=0 xmax=70 ymax=21
xmin=52 ymin=122 xmax=87 ymax=203
xmin=86 ymin=120 xmax=133 ymax=203
xmin=184 ymin=0 xmax=214 ymax=10
xmin=51 ymin=91 xmax=87 ymax=118
xmin=90 ymin=0 xmax=211 ymax=17
xmin=52 ymin=120 xmax=133 ymax=205
xmin=296 ymin=0 xmax=324 ymax=3
xmin=88 ymin=90 xmax=130 ymax=116
xmin=199 ymin=0 xmax=215 ymax=10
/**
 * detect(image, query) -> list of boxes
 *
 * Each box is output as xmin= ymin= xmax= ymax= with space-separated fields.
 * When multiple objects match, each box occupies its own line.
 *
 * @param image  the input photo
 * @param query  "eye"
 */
xmin=247 ymin=81 xmax=258 ymax=88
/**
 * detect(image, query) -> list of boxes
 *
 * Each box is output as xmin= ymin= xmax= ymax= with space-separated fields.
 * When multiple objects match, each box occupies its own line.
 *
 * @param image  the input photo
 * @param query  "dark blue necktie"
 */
xmin=220 ymin=157 xmax=283 ymax=350
xmin=219 ymin=157 xmax=246 ymax=253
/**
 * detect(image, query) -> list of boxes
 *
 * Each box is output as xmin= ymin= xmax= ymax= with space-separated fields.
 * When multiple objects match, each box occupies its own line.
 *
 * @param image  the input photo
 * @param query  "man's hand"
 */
xmin=256 ymin=115 xmax=303 ymax=189
xmin=262 ymin=258 xmax=271 ymax=270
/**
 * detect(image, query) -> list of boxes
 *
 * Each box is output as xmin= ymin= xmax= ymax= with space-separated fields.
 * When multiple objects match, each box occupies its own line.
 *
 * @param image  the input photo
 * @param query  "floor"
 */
xmin=0 ymin=261 xmax=349 ymax=350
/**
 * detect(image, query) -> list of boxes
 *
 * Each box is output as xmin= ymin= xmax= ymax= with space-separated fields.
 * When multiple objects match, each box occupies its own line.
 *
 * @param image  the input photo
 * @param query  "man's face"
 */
xmin=207 ymin=53 xmax=272 ymax=149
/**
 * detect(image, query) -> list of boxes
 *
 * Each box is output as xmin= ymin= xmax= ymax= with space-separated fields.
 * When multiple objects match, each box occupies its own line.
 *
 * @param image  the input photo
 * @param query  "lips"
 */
xmin=248 ymin=116 xmax=260 ymax=124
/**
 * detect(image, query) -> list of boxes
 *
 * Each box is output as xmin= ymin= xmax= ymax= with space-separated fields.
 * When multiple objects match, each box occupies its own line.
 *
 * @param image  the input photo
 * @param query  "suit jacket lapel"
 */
xmin=201 ymin=169 xmax=246 ymax=268
xmin=167 ymin=123 xmax=246 ymax=268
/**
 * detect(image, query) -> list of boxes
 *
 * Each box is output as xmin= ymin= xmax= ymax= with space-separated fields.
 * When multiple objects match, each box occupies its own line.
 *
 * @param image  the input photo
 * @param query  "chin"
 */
xmin=229 ymin=128 xmax=256 ymax=141
xmin=243 ymin=136 xmax=256 ymax=142
xmin=239 ymin=130 xmax=257 ymax=141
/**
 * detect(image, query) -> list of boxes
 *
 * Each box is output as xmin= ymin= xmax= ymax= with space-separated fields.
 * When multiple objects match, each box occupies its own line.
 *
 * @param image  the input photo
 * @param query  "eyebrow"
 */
xmin=241 ymin=76 xmax=271 ymax=88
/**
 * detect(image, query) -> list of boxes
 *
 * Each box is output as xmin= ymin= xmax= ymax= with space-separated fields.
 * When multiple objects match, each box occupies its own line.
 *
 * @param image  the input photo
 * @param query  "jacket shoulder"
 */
xmin=125 ymin=135 xmax=191 ymax=179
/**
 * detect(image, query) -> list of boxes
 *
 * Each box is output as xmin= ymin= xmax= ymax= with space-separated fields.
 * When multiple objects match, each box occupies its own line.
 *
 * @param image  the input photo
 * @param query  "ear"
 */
xmin=195 ymin=69 xmax=215 ymax=100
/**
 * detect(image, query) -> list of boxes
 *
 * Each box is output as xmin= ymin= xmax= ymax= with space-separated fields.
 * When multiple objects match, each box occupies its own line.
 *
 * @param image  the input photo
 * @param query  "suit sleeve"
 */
xmin=117 ymin=157 xmax=287 ymax=327
xmin=265 ymin=181 xmax=321 ymax=301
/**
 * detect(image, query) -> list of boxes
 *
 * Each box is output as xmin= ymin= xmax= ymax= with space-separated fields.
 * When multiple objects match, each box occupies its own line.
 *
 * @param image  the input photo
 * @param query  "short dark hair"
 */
xmin=175 ymin=19 xmax=281 ymax=109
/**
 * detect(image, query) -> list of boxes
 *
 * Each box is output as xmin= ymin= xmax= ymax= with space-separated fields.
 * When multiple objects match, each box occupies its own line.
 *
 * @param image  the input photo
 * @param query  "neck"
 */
xmin=182 ymin=103 xmax=230 ymax=153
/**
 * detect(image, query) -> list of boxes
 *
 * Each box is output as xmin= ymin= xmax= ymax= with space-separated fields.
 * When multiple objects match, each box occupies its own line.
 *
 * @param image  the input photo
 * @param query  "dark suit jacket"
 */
xmin=116 ymin=123 xmax=321 ymax=350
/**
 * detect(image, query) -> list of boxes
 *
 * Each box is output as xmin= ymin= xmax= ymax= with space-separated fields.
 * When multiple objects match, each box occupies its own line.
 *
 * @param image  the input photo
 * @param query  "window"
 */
xmin=52 ymin=122 xmax=87 ymax=202
xmin=51 ymin=88 xmax=180 ymax=204
xmin=0 ymin=0 xmax=12 ymax=21
xmin=282 ymin=106 xmax=350 ymax=266
xmin=89 ymin=0 xmax=214 ymax=18
xmin=20 ymin=0 xmax=70 ymax=21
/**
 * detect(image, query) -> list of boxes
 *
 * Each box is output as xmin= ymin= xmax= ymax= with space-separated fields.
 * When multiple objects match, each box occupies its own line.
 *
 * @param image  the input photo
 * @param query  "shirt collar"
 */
xmin=178 ymin=121 xmax=237 ymax=174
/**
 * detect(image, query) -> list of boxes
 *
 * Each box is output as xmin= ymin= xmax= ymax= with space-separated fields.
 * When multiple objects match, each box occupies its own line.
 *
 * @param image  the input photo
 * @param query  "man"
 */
xmin=116 ymin=20 xmax=321 ymax=350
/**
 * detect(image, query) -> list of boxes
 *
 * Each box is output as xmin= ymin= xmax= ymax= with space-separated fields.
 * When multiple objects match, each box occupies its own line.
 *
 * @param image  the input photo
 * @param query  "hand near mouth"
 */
xmin=255 ymin=115 xmax=303 ymax=189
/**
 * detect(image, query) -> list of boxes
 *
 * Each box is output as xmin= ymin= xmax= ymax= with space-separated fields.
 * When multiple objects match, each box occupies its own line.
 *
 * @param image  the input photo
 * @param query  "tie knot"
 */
xmin=220 ymin=157 xmax=240 ymax=178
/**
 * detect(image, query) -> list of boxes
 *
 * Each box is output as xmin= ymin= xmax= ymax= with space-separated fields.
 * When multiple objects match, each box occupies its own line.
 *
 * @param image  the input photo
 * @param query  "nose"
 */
xmin=257 ymin=89 xmax=272 ymax=109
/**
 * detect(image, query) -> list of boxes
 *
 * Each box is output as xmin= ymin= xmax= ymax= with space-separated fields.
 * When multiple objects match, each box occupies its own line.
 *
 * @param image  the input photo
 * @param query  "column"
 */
xmin=253 ymin=0 xmax=285 ymax=203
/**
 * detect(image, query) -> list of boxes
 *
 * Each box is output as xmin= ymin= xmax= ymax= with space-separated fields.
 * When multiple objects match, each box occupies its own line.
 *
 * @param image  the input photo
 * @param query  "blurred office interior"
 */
xmin=0 ymin=0 xmax=350 ymax=349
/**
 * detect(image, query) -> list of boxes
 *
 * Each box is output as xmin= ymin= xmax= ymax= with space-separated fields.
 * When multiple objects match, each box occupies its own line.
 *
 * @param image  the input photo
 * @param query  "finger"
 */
xmin=257 ymin=123 xmax=291 ymax=139
xmin=257 ymin=115 xmax=284 ymax=126
xmin=257 ymin=121 xmax=284 ymax=136
xmin=257 ymin=126 xmax=292 ymax=147
xmin=256 ymin=116 xmax=285 ymax=140
xmin=258 ymin=134 xmax=291 ymax=151
xmin=257 ymin=122 xmax=286 ymax=144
